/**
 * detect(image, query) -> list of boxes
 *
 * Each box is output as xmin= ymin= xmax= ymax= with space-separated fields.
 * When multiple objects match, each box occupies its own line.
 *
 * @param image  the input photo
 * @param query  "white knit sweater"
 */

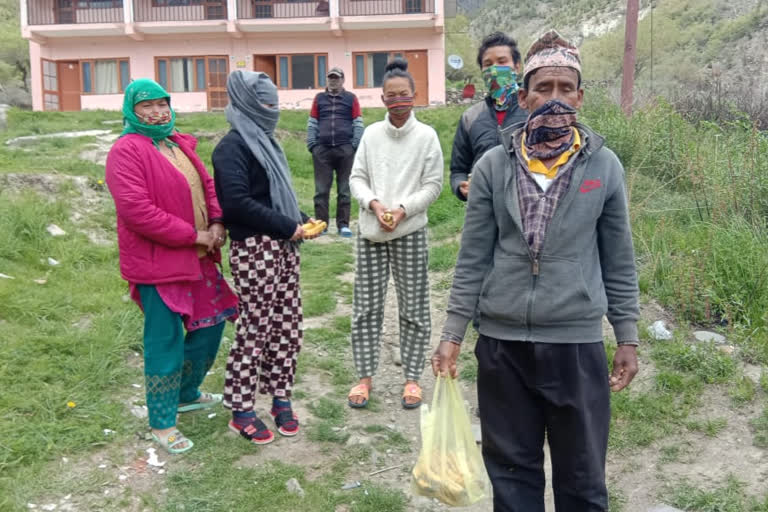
xmin=350 ymin=112 xmax=444 ymax=243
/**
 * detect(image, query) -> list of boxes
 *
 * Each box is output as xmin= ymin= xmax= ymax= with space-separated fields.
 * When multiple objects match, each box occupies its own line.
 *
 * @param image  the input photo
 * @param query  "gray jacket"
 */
xmin=442 ymin=123 xmax=639 ymax=345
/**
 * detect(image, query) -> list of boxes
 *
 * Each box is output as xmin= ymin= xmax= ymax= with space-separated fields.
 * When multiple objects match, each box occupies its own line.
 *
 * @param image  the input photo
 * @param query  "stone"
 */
xmin=285 ymin=478 xmax=305 ymax=498
xmin=345 ymin=434 xmax=370 ymax=446
xmin=693 ymin=330 xmax=727 ymax=344
xmin=647 ymin=320 xmax=673 ymax=340
xmin=129 ymin=405 xmax=148 ymax=419
xmin=46 ymin=224 xmax=67 ymax=237
xmin=648 ymin=506 xmax=684 ymax=512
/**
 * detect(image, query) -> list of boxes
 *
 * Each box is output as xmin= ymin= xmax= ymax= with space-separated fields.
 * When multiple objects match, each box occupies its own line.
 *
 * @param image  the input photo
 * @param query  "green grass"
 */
xmin=686 ymin=418 xmax=729 ymax=437
xmin=665 ymin=475 xmax=768 ymax=512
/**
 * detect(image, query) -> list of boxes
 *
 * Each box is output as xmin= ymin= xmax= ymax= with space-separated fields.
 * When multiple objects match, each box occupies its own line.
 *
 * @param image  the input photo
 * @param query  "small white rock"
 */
xmin=146 ymin=447 xmax=166 ymax=467
xmin=46 ymin=224 xmax=67 ymax=237
xmin=693 ymin=330 xmax=727 ymax=344
xmin=0 ymin=273 xmax=15 ymax=279
xmin=47 ymin=257 xmax=60 ymax=266
xmin=41 ymin=504 xmax=57 ymax=511
xmin=98 ymin=464 xmax=107 ymax=469
xmin=207 ymin=412 xmax=217 ymax=419
xmin=285 ymin=478 xmax=305 ymax=498
xmin=103 ymin=429 xmax=115 ymax=435
xmin=131 ymin=383 xmax=141 ymax=388
xmin=647 ymin=320 xmax=672 ymax=340
xmin=27 ymin=505 xmax=37 ymax=510
xmin=118 ymin=474 xmax=127 ymax=481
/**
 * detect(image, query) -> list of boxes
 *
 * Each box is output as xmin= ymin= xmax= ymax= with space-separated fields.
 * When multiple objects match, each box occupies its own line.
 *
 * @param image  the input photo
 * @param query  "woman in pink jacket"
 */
xmin=106 ymin=79 xmax=238 ymax=454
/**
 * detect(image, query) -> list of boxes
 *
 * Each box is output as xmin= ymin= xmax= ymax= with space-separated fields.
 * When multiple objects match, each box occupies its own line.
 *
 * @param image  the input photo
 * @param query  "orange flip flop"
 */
xmin=348 ymin=383 xmax=370 ymax=409
xmin=402 ymin=383 xmax=422 ymax=409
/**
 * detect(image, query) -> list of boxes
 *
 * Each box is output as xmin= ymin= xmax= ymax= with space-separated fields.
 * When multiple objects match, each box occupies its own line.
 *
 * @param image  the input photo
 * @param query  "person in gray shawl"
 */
xmin=212 ymin=70 xmax=315 ymax=445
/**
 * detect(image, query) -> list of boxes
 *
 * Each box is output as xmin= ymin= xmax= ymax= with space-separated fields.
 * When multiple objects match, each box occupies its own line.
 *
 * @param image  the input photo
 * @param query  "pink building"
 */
xmin=21 ymin=0 xmax=445 ymax=111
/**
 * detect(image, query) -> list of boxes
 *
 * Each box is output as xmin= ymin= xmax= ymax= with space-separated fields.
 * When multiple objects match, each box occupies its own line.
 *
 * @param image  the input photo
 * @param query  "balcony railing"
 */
xmin=236 ymin=0 xmax=329 ymax=19
xmin=26 ymin=0 xmax=436 ymax=26
xmin=28 ymin=0 xmax=124 ymax=25
xmin=133 ymin=0 xmax=227 ymax=22
xmin=339 ymin=0 xmax=433 ymax=15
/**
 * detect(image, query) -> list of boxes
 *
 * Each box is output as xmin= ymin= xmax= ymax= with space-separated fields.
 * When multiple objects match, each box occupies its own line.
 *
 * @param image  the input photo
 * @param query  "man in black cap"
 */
xmin=307 ymin=67 xmax=364 ymax=237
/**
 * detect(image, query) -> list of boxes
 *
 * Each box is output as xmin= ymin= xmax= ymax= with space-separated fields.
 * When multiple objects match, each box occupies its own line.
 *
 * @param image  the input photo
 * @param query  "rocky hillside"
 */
xmin=452 ymin=0 xmax=768 ymax=94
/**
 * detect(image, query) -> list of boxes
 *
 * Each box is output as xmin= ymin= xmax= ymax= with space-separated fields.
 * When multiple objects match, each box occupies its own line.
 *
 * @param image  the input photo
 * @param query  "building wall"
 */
xmin=29 ymin=27 xmax=445 ymax=111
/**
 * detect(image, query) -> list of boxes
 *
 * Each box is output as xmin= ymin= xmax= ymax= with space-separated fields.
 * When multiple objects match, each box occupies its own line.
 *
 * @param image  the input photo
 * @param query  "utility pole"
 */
xmin=621 ymin=0 xmax=640 ymax=116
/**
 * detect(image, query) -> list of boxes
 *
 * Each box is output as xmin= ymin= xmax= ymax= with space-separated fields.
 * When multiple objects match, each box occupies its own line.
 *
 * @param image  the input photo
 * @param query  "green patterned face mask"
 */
xmin=120 ymin=78 xmax=177 ymax=147
xmin=482 ymin=65 xmax=519 ymax=112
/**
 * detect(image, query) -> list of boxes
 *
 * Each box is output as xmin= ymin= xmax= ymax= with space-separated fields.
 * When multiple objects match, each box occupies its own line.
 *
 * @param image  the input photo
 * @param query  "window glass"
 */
xmin=279 ymin=56 xmax=289 ymax=88
xmin=291 ymin=55 xmax=315 ymax=89
xmin=119 ymin=60 xmax=130 ymax=91
xmin=157 ymin=60 xmax=168 ymax=90
xmin=82 ymin=62 xmax=92 ymax=93
xmin=371 ymin=52 xmax=388 ymax=87
xmin=355 ymin=54 xmax=365 ymax=87
xmin=317 ymin=55 xmax=327 ymax=88
xmin=94 ymin=60 xmax=118 ymax=94
xmin=196 ymin=59 xmax=206 ymax=90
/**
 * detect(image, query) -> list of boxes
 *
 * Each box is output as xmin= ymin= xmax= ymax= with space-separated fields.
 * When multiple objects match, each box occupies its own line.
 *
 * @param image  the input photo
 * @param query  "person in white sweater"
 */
xmin=347 ymin=58 xmax=444 ymax=410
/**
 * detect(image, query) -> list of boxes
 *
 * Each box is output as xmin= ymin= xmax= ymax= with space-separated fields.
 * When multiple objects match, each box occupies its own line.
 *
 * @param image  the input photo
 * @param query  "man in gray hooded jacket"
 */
xmin=432 ymin=31 xmax=640 ymax=512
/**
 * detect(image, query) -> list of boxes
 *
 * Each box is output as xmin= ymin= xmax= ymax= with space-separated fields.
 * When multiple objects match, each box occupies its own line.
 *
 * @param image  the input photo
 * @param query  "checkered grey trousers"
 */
xmin=351 ymin=228 xmax=431 ymax=381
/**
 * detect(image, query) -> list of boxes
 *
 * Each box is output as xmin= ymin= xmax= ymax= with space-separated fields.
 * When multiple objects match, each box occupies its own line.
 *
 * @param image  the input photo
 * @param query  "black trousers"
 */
xmin=476 ymin=335 xmax=611 ymax=512
xmin=312 ymin=143 xmax=355 ymax=229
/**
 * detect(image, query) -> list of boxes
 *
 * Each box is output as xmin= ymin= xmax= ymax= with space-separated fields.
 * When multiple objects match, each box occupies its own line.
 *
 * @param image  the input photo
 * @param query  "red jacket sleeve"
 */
xmin=351 ymin=96 xmax=362 ymax=119
xmin=105 ymin=141 xmax=198 ymax=247
xmin=310 ymin=95 xmax=319 ymax=119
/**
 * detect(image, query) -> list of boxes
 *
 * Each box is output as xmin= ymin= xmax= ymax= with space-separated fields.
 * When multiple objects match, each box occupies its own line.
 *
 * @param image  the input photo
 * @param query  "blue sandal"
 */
xmin=152 ymin=429 xmax=194 ymax=454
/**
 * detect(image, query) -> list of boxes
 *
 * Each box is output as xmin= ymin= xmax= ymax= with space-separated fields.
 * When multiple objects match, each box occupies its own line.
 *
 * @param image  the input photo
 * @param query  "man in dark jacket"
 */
xmin=450 ymin=32 xmax=528 ymax=201
xmin=433 ymin=31 xmax=640 ymax=511
xmin=306 ymin=67 xmax=364 ymax=237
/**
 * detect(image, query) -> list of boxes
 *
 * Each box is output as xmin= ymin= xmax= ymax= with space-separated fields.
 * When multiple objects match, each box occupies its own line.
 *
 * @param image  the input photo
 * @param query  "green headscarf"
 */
xmin=120 ymin=78 xmax=177 ymax=147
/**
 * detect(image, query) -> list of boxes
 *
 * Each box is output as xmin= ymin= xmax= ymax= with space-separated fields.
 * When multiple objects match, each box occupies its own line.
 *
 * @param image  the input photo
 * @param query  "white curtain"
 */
xmin=95 ymin=60 xmax=118 ymax=94
xmin=170 ymin=58 xmax=194 ymax=92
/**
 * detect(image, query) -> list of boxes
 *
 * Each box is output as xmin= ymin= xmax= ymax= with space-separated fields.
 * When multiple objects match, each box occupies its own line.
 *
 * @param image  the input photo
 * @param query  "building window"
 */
xmin=43 ymin=60 xmax=58 ymax=93
xmin=257 ymin=54 xmax=328 ymax=90
xmin=352 ymin=51 xmax=403 ymax=88
xmin=76 ymin=0 xmax=121 ymax=7
xmin=81 ymin=58 xmax=129 ymax=94
xmin=155 ymin=57 xmax=208 ymax=93
xmin=42 ymin=59 xmax=59 ymax=111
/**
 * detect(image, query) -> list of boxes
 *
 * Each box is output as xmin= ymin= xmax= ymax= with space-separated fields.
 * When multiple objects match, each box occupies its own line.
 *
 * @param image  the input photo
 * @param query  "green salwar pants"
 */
xmin=139 ymin=285 xmax=225 ymax=429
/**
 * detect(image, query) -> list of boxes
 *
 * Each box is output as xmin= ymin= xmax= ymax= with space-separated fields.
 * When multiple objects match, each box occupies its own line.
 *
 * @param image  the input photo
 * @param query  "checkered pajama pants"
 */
xmin=351 ymin=228 xmax=431 ymax=381
xmin=223 ymin=236 xmax=302 ymax=412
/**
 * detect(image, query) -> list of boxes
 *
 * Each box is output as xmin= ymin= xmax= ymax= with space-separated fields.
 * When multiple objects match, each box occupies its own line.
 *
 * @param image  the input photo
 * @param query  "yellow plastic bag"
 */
xmin=411 ymin=376 xmax=489 ymax=506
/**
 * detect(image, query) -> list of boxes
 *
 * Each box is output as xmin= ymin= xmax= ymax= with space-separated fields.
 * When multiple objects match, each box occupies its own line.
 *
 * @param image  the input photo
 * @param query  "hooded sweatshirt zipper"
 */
xmin=509 ymin=134 xmax=591 ymax=341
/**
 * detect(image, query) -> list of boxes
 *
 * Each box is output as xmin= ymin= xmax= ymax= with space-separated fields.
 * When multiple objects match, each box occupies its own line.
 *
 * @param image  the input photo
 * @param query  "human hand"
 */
xmin=290 ymin=224 xmax=305 ymax=241
xmin=610 ymin=345 xmax=639 ymax=392
xmin=431 ymin=341 xmax=461 ymax=378
xmin=459 ymin=180 xmax=470 ymax=199
xmin=370 ymin=200 xmax=393 ymax=231
xmin=209 ymin=223 xmax=227 ymax=249
xmin=195 ymin=230 xmax=216 ymax=252
xmin=386 ymin=207 xmax=406 ymax=231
